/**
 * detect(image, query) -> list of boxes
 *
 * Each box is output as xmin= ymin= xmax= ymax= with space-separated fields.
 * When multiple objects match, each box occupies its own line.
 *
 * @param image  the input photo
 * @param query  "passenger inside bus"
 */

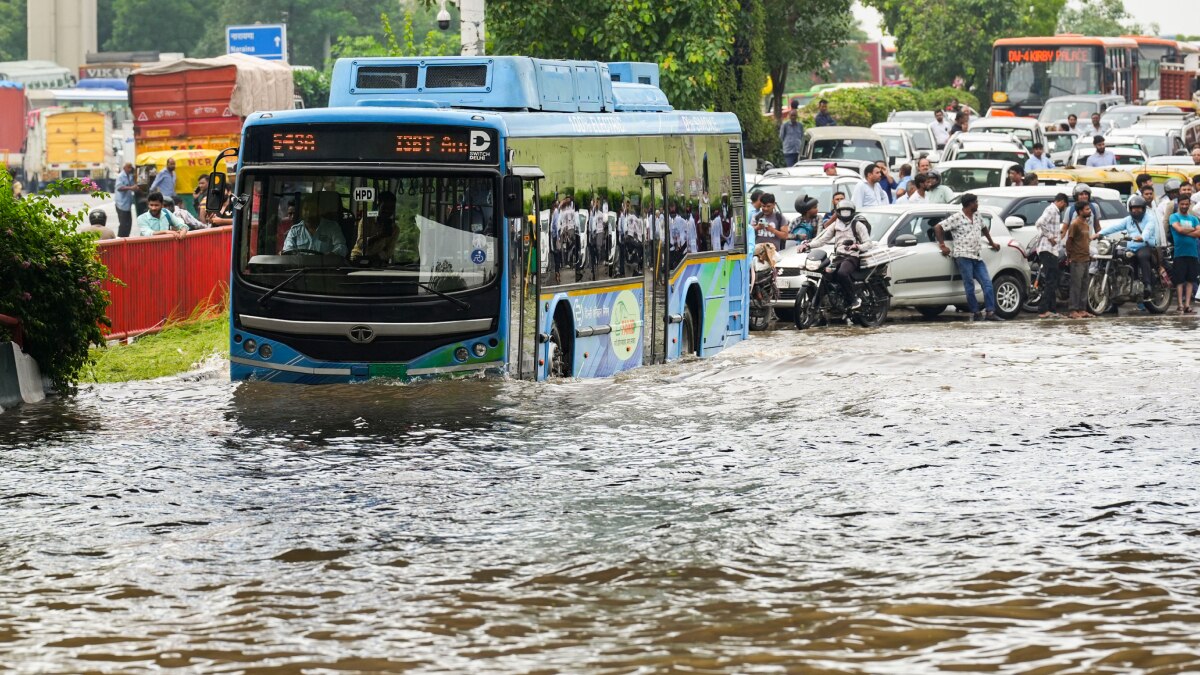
xmin=282 ymin=193 xmax=348 ymax=256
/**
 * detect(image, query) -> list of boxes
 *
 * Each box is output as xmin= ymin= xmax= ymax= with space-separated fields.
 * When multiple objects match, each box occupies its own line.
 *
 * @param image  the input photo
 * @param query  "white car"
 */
xmin=873 ymin=121 xmax=940 ymax=161
xmin=876 ymin=128 xmax=919 ymax=171
xmin=774 ymin=204 xmax=1032 ymax=320
xmin=969 ymin=117 xmax=1047 ymax=153
xmin=935 ymin=160 xmax=1021 ymax=194
xmin=943 ymin=131 xmax=1024 ymax=159
xmin=955 ymin=185 xmax=1127 ymax=249
xmin=750 ymin=175 xmax=865 ymax=226
xmin=945 ymin=141 xmax=1030 ymax=165
xmin=1065 ymin=144 xmax=1147 ymax=168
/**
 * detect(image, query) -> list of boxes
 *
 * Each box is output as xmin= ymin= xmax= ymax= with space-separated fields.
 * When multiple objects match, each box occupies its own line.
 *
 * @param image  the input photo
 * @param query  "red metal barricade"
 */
xmin=97 ymin=227 xmax=231 ymax=340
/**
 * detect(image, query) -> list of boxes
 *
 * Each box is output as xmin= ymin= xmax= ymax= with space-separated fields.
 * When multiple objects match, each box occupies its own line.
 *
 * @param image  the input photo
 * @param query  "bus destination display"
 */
xmin=252 ymin=125 xmax=497 ymax=164
xmin=1006 ymin=47 xmax=1093 ymax=64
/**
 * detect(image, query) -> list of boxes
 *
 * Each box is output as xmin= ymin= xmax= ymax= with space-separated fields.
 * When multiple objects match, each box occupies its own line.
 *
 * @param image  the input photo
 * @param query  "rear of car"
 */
xmin=805 ymin=127 xmax=889 ymax=165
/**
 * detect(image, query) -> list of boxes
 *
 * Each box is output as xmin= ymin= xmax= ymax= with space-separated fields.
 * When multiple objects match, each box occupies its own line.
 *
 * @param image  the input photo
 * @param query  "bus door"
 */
xmin=507 ymin=166 xmax=544 ymax=380
xmin=637 ymin=162 xmax=672 ymax=365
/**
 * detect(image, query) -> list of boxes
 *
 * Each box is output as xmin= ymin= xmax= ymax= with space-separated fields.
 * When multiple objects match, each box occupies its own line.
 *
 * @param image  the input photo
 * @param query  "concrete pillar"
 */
xmin=26 ymin=0 xmax=98 ymax=73
xmin=459 ymin=0 xmax=485 ymax=56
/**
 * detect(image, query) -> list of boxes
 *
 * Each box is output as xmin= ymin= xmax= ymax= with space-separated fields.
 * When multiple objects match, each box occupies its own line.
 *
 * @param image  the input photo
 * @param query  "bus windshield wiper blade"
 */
xmin=257 ymin=267 xmax=343 ymax=307
xmin=416 ymin=281 xmax=471 ymax=311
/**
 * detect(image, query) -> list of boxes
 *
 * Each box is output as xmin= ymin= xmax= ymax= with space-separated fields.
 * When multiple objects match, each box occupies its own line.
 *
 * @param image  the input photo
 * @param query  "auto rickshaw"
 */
xmin=1148 ymin=99 xmax=1199 ymax=114
xmin=1141 ymin=165 xmax=1200 ymax=198
xmin=135 ymin=149 xmax=237 ymax=215
xmin=1030 ymin=167 xmax=1137 ymax=198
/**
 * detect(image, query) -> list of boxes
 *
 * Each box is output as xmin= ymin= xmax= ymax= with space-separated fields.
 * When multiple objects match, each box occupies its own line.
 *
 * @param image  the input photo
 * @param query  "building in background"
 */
xmin=26 ymin=0 xmax=97 ymax=74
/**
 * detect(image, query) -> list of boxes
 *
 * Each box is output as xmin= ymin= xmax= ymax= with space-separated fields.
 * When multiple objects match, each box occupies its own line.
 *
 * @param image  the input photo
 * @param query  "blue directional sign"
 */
xmin=226 ymin=24 xmax=288 ymax=61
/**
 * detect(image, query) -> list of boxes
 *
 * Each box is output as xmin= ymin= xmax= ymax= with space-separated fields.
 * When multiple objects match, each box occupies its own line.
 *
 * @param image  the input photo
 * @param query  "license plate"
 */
xmin=803 ymin=270 xmax=823 ymax=278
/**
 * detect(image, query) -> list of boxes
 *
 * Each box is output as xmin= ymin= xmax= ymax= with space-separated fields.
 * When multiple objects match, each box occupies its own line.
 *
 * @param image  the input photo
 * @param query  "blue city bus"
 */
xmin=219 ymin=56 xmax=749 ymax=383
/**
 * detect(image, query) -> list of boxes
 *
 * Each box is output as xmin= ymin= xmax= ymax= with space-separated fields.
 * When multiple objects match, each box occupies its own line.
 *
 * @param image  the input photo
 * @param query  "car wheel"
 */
xmin=992 ymin=273 xmax=1024 ymax=320
xmin=916 ymin=305 xmax=946 ymax=319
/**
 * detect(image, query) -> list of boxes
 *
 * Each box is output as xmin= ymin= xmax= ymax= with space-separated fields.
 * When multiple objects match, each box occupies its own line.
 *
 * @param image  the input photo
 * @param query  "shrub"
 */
xmin=797 ymin=97 xmax=871 ymax=128
xmin=0 ymin=174 xmax=112 ymax=394
xmin=801 ymin=86 xmax=926 ymax=127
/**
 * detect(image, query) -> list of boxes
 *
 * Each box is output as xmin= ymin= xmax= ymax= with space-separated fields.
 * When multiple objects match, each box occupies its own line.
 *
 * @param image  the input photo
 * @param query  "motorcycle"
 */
xmin=792 ymin=242 xmax=898 ymax=329
xmin=750 ymin=244 xmax=779 ymax=331
xmin=1022 ymin=253 xmax=1071 ymax=313
xmin=1088 ymin=233 xmax=1172 ymax=315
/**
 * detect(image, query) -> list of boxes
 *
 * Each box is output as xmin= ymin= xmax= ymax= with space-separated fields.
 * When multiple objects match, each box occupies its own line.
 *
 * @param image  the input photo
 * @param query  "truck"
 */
xmin=23 ymin=108 xmax=113 ymax=190
xmin=0 ymin=82 xmax=27 ymax=181
xmin=128 ymin=53 xmax=294 ymax=155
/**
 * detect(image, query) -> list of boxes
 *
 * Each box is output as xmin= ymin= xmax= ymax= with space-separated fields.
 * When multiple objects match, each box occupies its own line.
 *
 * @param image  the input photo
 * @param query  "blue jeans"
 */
xmin=955 ymin=257 xmax=995 ymax=314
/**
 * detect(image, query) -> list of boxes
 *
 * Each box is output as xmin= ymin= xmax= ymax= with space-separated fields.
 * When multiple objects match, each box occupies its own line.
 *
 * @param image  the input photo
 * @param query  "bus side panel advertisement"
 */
xmin=544 ymin=286 xmax=646 ymax=379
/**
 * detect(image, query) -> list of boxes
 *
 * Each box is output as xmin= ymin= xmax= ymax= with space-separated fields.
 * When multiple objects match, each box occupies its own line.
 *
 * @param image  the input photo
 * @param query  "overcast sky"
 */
xmin=853 ymin=0 xmax=1200 ymax=40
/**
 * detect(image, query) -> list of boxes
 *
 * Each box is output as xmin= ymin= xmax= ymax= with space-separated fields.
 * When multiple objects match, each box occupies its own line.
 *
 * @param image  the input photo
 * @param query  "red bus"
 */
xmin=991 ymin=36 xmax=1139 ymax=117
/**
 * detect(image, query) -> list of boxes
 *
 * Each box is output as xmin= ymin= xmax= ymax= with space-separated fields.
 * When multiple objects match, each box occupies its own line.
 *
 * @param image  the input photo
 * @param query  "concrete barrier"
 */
xmin=0 ymin=342 xmax=45 ymax=412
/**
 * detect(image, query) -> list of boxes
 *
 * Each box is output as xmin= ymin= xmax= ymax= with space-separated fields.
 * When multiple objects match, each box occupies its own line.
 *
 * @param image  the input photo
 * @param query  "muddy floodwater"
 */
xmin=3 ymin=316 xmax=1200 ymax=673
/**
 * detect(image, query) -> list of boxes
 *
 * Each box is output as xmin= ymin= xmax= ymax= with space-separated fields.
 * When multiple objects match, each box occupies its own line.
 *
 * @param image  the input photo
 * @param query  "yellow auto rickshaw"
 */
xmin=1148 ymin=99 xmax=1199 ymax=114
xmin=1030 ymin=167 xmax=1137 ymax=198
xmin=1141 ymin=165 xmax=1200 ymax=198
xmin=136 ymin=149 xmax=237 ymax=214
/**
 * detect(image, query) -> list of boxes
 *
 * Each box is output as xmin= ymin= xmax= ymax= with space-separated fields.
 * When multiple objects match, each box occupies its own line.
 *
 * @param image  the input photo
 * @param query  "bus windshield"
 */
xmin=1138 ymin=45 xmax=1172 ymax=99
xmin=236 ymin=172 xmax=498 ymax=297
xmin=993 ymin=45 xmax=1104 ymax=111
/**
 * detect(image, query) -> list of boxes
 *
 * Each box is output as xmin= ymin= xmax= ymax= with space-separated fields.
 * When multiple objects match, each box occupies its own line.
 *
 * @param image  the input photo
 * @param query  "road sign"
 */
xmin=225 ymin=24 xmax=287 ymax=61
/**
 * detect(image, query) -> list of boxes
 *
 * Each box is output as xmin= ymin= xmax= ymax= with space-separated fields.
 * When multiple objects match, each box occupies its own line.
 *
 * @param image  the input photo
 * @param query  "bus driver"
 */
xmin=283 ymin=193 xmax=349 ymax=256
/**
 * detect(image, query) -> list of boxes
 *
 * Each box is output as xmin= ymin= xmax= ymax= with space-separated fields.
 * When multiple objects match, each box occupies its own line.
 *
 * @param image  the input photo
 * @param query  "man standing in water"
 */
xmin=935 ymin=193 xmax=1002 ymax=322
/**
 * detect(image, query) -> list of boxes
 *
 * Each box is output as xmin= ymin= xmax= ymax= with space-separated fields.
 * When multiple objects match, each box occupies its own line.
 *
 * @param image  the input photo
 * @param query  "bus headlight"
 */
xmin=472 ymin=343 xmax=487 ymax=358
xmin=258 ymin=343 xmax=273 ymax=359
xmin=454 ymin=346 xmax=469 ymax=362
xmin=244 ymin=339 xmax=257 ymax=353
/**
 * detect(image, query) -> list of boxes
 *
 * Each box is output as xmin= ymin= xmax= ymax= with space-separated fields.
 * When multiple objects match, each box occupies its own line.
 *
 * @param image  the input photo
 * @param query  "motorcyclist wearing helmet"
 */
xmin=1093 ymin=194 xmax=1160 ymax=301
xmin=787 ymin=195 xmax=820 ymax=248
xmin=925 ymin=170 xmax=954 ymax=204
xmin=1066 ymin=183 xmax=1100 ymax=233
xmin=80 ymin=209 xmax=116 ymax=240
xmin=800 ymin=203 xmax=874 ymax=309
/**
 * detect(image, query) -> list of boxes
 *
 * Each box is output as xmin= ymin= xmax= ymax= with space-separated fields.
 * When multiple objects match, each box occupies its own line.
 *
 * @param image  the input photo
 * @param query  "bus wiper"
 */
xmin=257 ymin=267 xmax=342 ymax=307
xmin=416 ymin=281 xmax=471 ymax=311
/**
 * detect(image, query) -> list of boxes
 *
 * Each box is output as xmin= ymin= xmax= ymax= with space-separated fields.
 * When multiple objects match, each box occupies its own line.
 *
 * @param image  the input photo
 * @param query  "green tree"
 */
xmin=864 ymin=0 xmax=1065 ymax=94
xmin=1057 ymin=0 xmax=1156 ymax=36
xmin=106 ymin=0 xmax=206 ymax=54
xmin=97 ymin=0 xmax=114 ymax=53
xmin=762 ymin=0 xmax=856 ymax=121
xmin=0 ymin=0 xmax=27 ymax=61
xmin=191 ymin=0 xmax=395 ymax=65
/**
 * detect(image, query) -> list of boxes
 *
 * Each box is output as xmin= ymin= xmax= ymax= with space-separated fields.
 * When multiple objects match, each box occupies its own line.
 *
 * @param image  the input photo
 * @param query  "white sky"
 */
xmin=853 ymin=0 xmax=1200 ymax=41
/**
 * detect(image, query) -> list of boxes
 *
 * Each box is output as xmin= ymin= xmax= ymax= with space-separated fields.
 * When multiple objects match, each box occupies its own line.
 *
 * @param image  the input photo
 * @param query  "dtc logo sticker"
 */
xmin=469 ymin=130 xmax=492 ymax=161
xmin=609 ymin=290 xmax=640 ymax=361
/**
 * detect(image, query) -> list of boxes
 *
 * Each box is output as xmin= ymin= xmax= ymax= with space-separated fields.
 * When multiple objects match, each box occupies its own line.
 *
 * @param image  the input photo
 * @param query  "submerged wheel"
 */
xmin=681 ymin=307 xmax=698 ymax=356
xmin=794 ymin=287 xmax=819 ymax=330
xmin=549 ymin=323 xmax=571 ymax=378
xmin=992 ymin=273 xmax=1025 ymax=320
xmin=916 ymin=305 xmax=947 ymax=319
xmin=852 ymin=295 xmax=890 ymax=328
xmin=1145 ymin=282 xmax=1172 ymax=314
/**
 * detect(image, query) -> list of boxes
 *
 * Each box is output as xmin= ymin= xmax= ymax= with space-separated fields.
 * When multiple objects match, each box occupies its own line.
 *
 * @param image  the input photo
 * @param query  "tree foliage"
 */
xmin=762 ymin=0 xmax=857 ymax=121
xmin=0 ymin=175 xmax=112 ymax=394
xmin=864 ymin=0 xmax=1065 ymax=94
xmin=0 ymin=0 xmax=25 ymax=61
xmin=106 ymin=0 xmax=207 ymax=54
xmin=1057 ymin=0 xmax=1156 ymax=36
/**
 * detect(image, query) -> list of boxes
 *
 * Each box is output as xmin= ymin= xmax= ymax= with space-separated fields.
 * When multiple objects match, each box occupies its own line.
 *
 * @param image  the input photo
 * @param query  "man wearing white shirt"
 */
xmin=851 ymin=164 xmax=889 ymax=208
xmin=932 ymin=109 xmax=951 ymax=147
xmin=1078 ymin=112 xmax=1107 ymax=137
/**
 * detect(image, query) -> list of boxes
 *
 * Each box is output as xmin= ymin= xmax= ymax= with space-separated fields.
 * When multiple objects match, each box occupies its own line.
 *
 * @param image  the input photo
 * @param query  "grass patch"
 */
xmin=87 ymin=314 xmax=229 ymax=383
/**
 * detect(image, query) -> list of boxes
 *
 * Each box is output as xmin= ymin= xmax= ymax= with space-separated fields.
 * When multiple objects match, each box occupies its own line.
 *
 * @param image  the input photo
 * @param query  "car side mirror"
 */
xmin=1004 ymin=216 xmax=1025 ymax=230
xmin=206 ymin=172 xmax=227 ymax=213
xmin=894 ymin=233 xmax=918 ymax=247
xmin=503 ymin=175 xmax=524 ymax=219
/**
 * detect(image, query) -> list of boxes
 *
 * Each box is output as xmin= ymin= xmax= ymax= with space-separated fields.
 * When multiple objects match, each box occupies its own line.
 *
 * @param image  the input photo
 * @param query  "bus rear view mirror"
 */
xmin=206 ymin=172 xmax=227 ymax=213
xmin=503 ymin=175 xmax=524 ymax=219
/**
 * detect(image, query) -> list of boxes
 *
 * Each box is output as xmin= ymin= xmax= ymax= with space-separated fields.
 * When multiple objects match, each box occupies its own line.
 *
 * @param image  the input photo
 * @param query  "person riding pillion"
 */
xmin=800 ymin=203 xmax=875 ymax=310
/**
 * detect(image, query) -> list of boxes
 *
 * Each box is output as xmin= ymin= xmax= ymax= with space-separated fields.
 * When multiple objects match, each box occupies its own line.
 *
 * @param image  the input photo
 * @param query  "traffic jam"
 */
xmin=749 ymin=35 xmax=1200 ymax=329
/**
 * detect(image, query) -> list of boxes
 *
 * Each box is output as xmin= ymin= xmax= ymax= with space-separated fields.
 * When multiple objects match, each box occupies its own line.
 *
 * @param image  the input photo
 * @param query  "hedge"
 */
xmin=794 ymin=86 xmax=980 ymax=128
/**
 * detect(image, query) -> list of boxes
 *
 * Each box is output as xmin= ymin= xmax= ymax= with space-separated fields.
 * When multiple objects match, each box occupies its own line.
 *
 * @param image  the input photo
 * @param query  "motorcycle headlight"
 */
xmin=805 ymin=257 xmax=823 ymax=271
xmin=1096 ymin=239 xmax=1112 ymax=255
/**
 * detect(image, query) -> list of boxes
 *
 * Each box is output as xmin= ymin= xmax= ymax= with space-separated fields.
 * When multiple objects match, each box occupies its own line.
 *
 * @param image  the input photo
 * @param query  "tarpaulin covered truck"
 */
xmin=128 ymin=53 xmax=294 ymax=155
xmin=0 ymin=81 xmax=27 ymax=181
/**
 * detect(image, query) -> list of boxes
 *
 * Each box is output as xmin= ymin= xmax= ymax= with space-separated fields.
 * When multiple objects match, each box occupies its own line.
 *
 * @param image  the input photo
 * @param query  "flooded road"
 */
xmin=3 ymin=316 xmax=1200 ymax=673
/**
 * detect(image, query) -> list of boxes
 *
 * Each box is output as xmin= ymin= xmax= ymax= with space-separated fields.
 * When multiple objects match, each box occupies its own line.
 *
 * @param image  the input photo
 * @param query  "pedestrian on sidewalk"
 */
xmin=114 ymin=163 xmax=138 ymax=237
xmin=1065 ymin=201 xmax=1093 ymax=319
xmin=149 ymin=158 xmax=177 ymax=201
xmin=935 ymin=193 xmax=1003 ymax=321
xmin=779 ymin=105 xmax=804 ymax=167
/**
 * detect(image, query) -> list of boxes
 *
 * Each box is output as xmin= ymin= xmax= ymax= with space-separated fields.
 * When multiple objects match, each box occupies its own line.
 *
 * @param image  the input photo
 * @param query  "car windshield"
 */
xmin=811 ymin=138 xmax=886 ymax=162
xmin=1046 ymin=134 xmax=1076 ymax=153
xmin=956 ymin=150 xmax=1028 ymax=163
xmin=1102 ymin=110 xmax=1145 ymax=128
xmin=858 ymin=211 xmax=901 ymax=241
xmin=880 ymin=134 xmax=908 ymax=158
xmin=1111 ymin=135 xmax=1168 ymax=157
xmin=236 ymin=171 xmax=498 ymax=297
xmin=939 ymin=167 xmax=1005 ymax=192
xmin=754 ymin=182 xmax=838 ymax=212
xmin=978 ymin=127 xmax=1034 ymax=149
xmin=1039 ymin=100 xmax=1099 ymax=124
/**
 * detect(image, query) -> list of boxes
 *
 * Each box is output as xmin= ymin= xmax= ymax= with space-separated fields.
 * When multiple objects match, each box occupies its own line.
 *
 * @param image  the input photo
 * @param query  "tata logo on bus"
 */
xmin=1006 ymin=47 xmax=1093 ymax=64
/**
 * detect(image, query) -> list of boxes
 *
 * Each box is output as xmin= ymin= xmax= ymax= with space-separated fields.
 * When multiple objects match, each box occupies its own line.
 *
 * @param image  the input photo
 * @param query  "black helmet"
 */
xmin=794 ymin=195 xmax=818 ymax=214
xmin=836 ymin=202 xmax=856 ymax=223
xmin=1128 ymin=194 xmax=1148 ymax=211
xmin=88 ymin=209 xmax=107 ymax=225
